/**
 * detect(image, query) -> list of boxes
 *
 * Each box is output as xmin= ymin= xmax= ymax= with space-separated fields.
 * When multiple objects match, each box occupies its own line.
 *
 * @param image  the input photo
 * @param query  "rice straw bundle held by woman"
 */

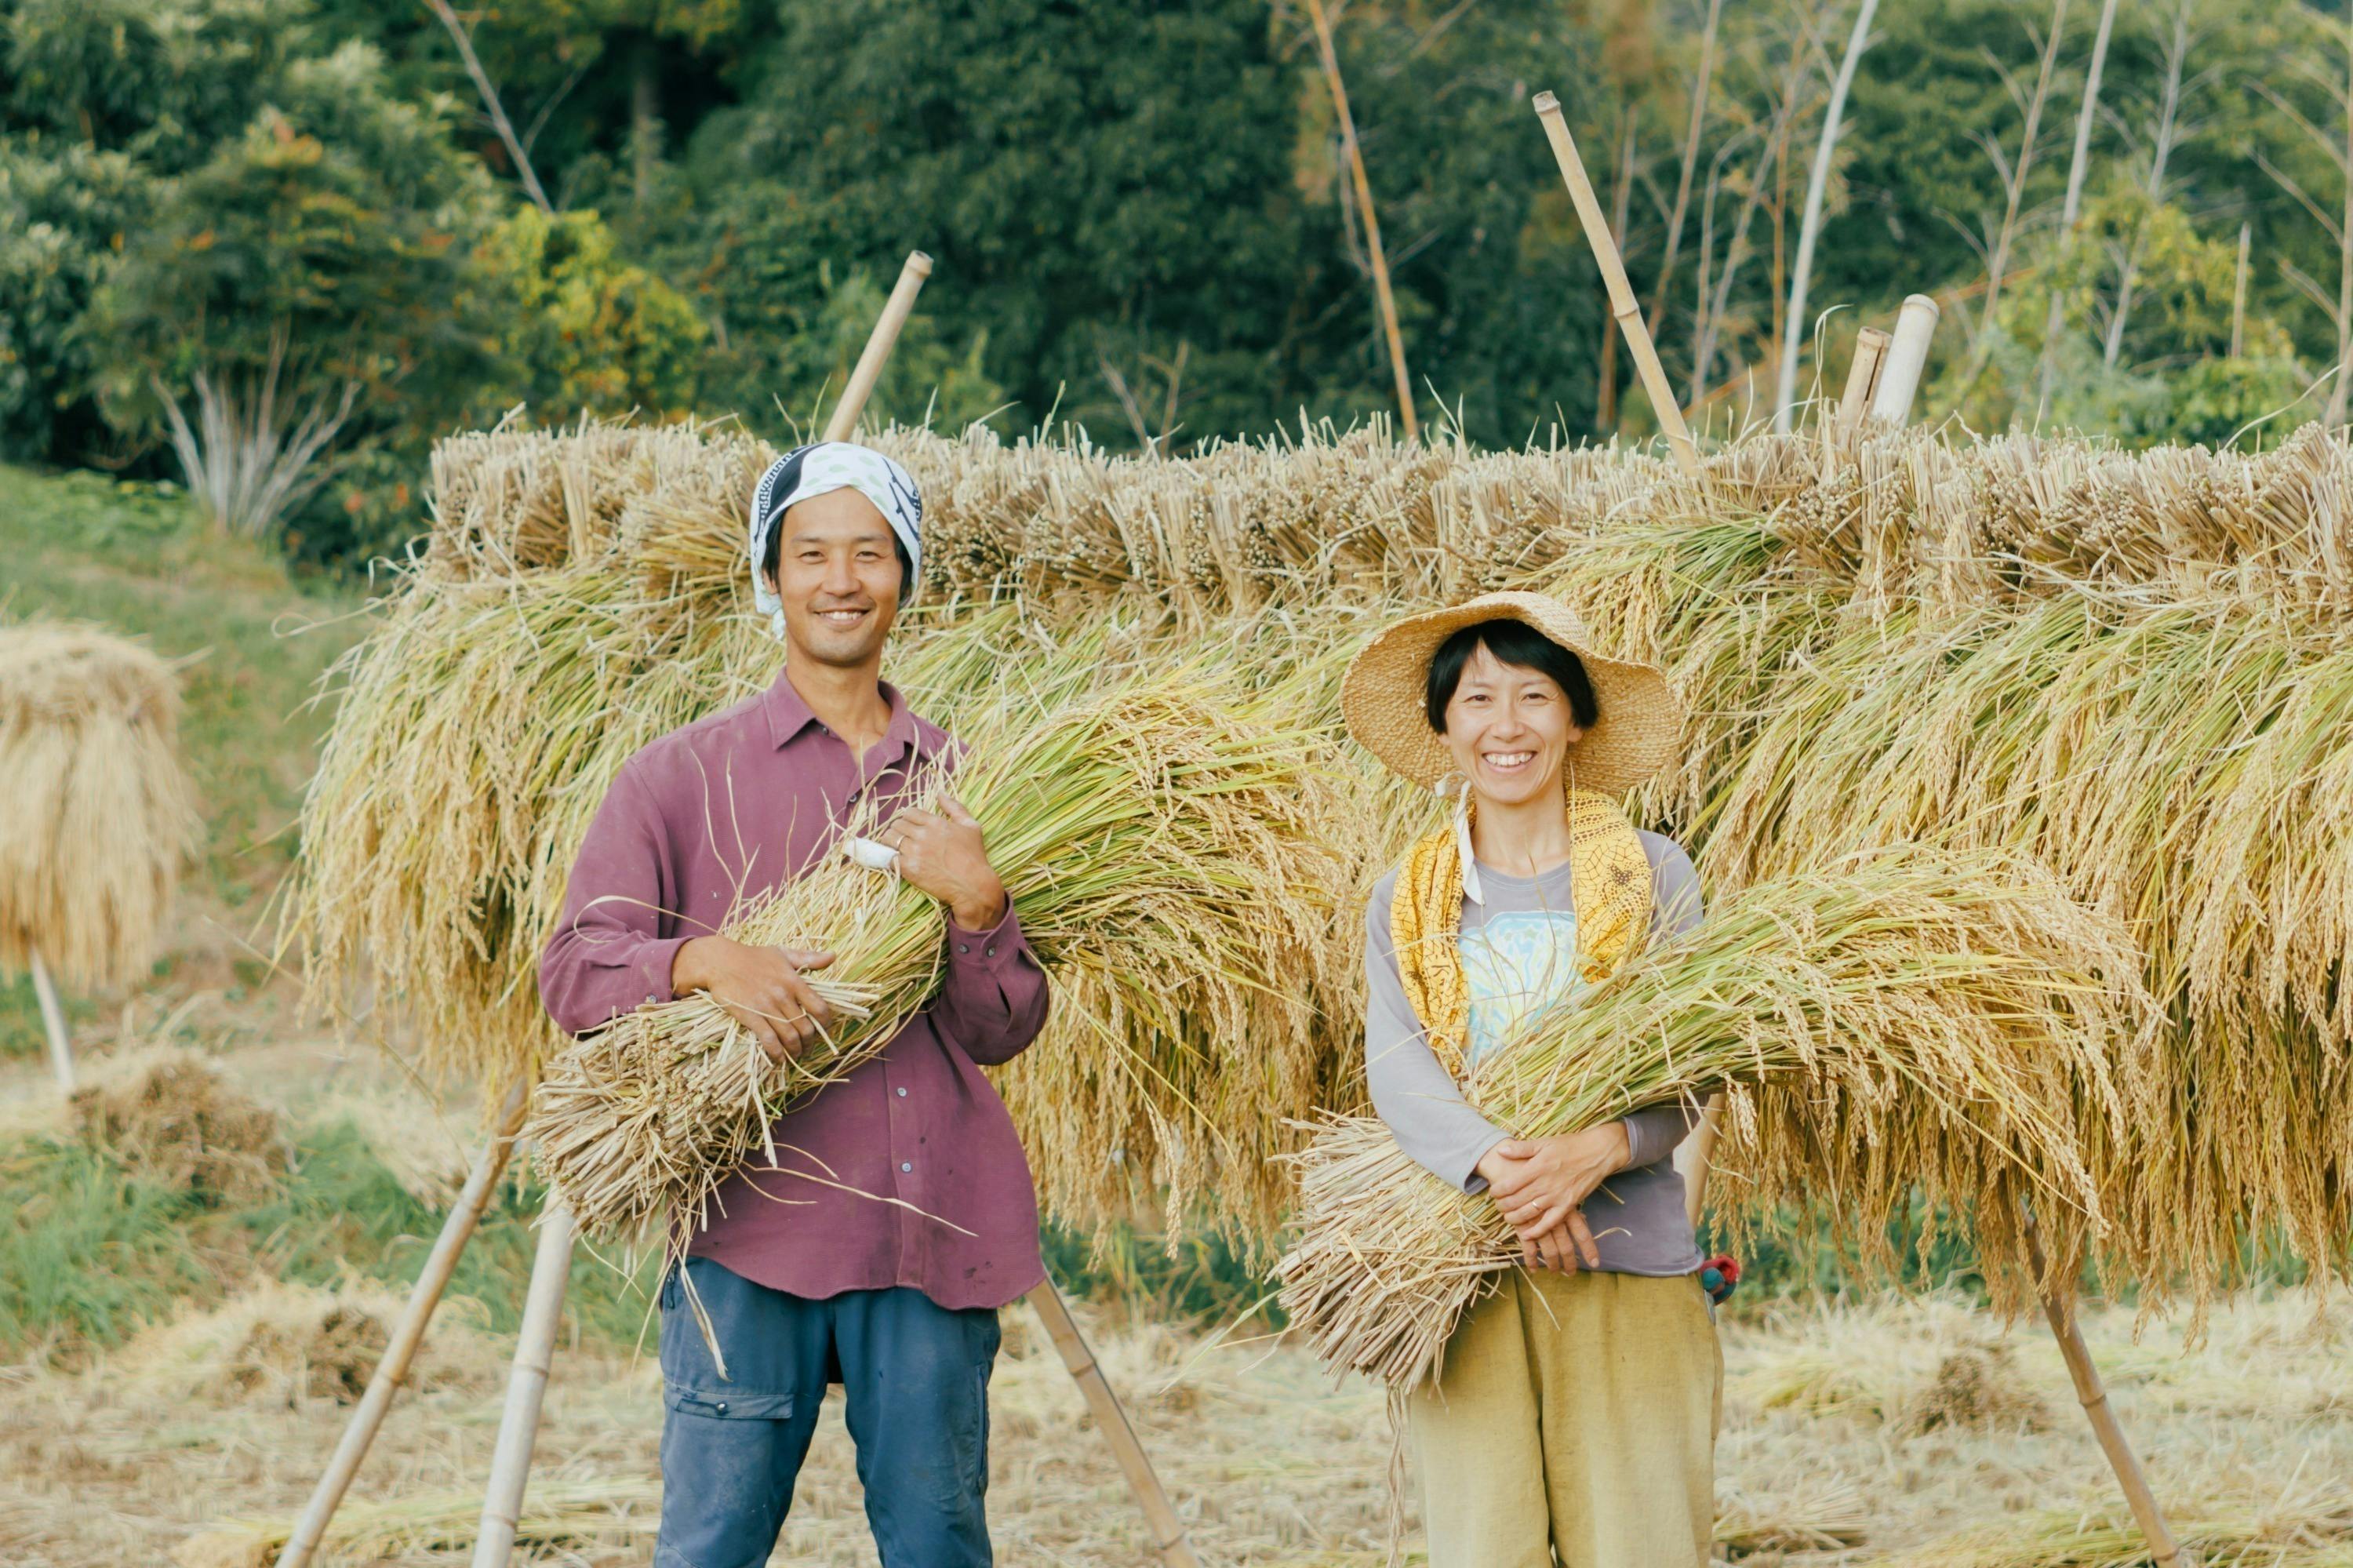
xmin=0 ymin=621 xmax=199 ymax=988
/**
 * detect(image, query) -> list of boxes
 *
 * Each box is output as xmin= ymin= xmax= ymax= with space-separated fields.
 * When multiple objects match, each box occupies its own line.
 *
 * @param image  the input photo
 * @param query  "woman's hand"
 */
xmin=882 ymin=794 xmax=1009 ymax=932
xmin=1475 ymin=1123 xmax=1632 ymax=1271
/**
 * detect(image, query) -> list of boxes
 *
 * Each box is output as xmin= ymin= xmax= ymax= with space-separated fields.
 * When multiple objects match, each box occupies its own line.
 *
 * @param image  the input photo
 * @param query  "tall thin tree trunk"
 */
xmin=2033 ymin=0 xmax=2122 ymax=423
xmin=1984 ymin=0 xmax=2072 ymax=337
xmin=2330 ymin=4 xmax=2353 ymax=427
xmin=631 ymin=45 xmax=658 ymax=213
xmin=1776 ymin=0 xmax=1882 ymax=431
xmin=2231 ymin=220 xmax=2251 ymax=358
xmin=2102 ymin=2 xmax=2188 ymax=369
xmin=1597 ymin=117 xmax=1636 ymax=431
xmin=1303 ymin=0 xmax=1420 ymax=442
xmin=1692 ymin=33 xmax=1812 ymax=406
xmin=1648 ymin=0 xmax=1724 ymax=339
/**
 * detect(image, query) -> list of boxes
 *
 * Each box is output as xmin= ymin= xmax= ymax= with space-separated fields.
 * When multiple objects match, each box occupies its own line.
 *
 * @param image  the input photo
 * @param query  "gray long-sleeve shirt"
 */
xmin=1363 ymin=831 xmax=1706 ymax=1276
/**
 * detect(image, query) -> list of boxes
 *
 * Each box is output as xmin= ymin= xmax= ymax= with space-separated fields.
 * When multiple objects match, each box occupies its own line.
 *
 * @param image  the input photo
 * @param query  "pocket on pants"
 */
xmin=658 ymin=1258 xmax=802 ymax=1419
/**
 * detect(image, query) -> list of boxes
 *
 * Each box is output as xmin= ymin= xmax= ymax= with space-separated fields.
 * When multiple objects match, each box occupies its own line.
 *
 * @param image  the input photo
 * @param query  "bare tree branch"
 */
xmin=421 ymin=0 xmax=556 ymax=216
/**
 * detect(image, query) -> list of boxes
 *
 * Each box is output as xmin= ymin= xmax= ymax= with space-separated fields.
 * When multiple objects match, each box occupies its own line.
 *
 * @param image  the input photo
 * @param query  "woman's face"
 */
xmin=1440 ymin=642 xmax=1584 ymax=809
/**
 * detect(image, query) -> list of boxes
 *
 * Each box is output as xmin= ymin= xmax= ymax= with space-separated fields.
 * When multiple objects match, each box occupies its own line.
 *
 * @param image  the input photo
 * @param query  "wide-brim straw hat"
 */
xmin=1341 ymin=591 xmax=1682 ymax=798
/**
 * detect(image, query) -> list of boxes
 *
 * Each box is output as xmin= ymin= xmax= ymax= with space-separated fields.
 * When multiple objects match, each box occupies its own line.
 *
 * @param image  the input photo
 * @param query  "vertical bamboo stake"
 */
xmin=1027 ymin=1279 xmax=1202 ymax=1568
xmin=471 ymin=1203 xmax=577 ymax=1568
xmin=2331 ymin=2 xmax=2353 ymax=427
xmin=1304 ymin=0 xmax=1420 ymax=443
xmin=2033 ymin=0 xmax=2122 ymax=424
xmin=26 ymin=949 xmax=74 ymax=1094
xmin=824 ymin=251 xmax=933 ymax=442
xmin=2022 ymin=1211 xmax=2191 ymax=1567
xmin=1775 ymin=0 xmax=1882 ymax=431
xmin=2230 ymin=222 xmax=2250 ymax=359
xmin=1836 ymin=325 xmax=1891 ymax=437
xmin=1869 ymin=294 xmax=1941 ymax=424
xmin=1533 ymin=92 xmax=1703 ymax=478
xmin=278 ymin=1082 xmax=532 ymax=1568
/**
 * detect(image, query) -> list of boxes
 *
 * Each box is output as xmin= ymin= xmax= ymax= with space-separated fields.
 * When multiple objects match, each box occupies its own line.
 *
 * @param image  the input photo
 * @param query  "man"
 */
xmin=539 ymin=441 xmax=1050 ymax=1568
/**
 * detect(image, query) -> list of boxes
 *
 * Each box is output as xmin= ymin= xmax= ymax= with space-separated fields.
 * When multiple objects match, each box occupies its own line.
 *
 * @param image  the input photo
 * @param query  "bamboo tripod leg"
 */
xmin=278 ymin=1082 xmax=531 ymax=1568
xmin=821 ymin=250 xmax=933 ymax=442
xmin=471 ymin=1202 xmax=577 ymax=1568
xmin=1531 ymin=92 xmax=1703 ymax=480
xmin=2023 ymin=1213 xmax=2193 ymax=1568
xmin=1027 ymin=1279 xmax=1202 ymax=1568
xmin=27 ymin=949 xmax=74 ymax=1094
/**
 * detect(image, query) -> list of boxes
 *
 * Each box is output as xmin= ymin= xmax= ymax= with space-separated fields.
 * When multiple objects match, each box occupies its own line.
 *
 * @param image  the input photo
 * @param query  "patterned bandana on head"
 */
xmin=747 ymin=442 xmax=925 ymax=638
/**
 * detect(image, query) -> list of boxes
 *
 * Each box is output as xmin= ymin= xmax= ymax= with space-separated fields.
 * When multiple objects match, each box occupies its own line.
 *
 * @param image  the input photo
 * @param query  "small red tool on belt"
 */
xmin=1699 ymin=1253 xmax=1740 ymax=1304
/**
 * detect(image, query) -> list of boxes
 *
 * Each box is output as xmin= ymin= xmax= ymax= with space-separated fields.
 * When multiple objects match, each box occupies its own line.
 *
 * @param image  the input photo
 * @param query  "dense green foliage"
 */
xmin=4 ymin=0 xmax=2349 ymax=569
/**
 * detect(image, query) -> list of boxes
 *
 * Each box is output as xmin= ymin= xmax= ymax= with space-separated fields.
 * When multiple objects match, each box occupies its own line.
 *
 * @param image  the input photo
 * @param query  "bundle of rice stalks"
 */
xmin=527 ymin=654 xmax=1335 ymax=1245
xmin=118 ymin=1277 xmax=496 ymax=1407
xmin=70 ymin=1053 xmax=285 ymax=1206
xmin=0 ymin=621 xmax=199 ymax=990
xmin=1278 ymin=849 xmax=2156 ymax=1388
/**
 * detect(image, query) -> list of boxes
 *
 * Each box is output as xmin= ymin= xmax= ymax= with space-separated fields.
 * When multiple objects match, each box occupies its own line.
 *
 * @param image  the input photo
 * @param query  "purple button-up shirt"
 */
xmin=538 ymin=668 xmax=1051 ymax=1311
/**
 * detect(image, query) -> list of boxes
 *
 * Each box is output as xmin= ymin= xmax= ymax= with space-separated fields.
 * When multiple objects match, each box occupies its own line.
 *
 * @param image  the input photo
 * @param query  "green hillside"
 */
xmin=1 ymin=466 xmax=362 ymax=1055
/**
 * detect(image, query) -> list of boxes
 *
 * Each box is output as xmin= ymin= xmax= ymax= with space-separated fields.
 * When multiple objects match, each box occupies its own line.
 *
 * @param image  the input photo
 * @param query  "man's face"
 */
xmin=769 ymin=489 xmax=902 ymax=668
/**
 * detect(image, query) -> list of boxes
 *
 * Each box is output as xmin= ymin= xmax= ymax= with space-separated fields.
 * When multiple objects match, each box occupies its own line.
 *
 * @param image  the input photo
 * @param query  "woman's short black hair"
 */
xmin=1425 ymin=618 xmax=1599 ymax=732
xmin=760 ymin=510 xmax=915 ymax=598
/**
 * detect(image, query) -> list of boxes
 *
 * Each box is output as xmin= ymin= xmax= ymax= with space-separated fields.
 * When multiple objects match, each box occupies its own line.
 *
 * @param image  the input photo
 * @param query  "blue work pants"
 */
xmin=653 ymin=1257 xmax=1000 ymax=1568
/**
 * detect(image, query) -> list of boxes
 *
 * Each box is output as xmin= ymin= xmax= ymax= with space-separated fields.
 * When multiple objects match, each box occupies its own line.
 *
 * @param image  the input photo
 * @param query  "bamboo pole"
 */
xmin=1304 ymin=0 xmax=1419 ymax=443
xmin=823 ymin=250 xmax=933 ymax=443
xmin=471 ymin=1203 xmax=577 ymax=1568
xmin=277 ymin=1082 xmax=532 ymax=1568
xmin=26 ymin=948 xmax=74 ymax=1095
xmin=1533 ymin=92 xmax=1703 ymax=479
xmin=1868 ymin=294 xmax=1940 ymax=424
xmin=1027 ymin=1279 xmax=1202 ymax=1568
xmin=1775 ymin=0 xmax=1882 ymax=431
xmin=2022 ymin=1212 xmax=2192 ymax=1567
xmin=1836 ymin=326 xmax=1890 ymax=438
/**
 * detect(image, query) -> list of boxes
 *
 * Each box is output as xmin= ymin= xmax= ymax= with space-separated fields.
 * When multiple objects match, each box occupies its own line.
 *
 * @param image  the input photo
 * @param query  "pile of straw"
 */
xmin=1279 ymin=849 xmax=2156 ymax=1387
xmin=0 ymin=621 xmax=199 ymax=989
xmin=528 ymin=646 xmax=1333 ymax=1244
xmin=290 ymin=412 xmax=2353 ymax=1288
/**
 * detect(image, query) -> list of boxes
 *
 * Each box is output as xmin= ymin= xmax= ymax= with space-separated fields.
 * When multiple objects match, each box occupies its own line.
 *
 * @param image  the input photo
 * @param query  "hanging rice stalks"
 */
xmin=1278 ymin=848 xmax=2158 ymax=1388
xmin=0 ymin=621 xmax=200 ymax=989
xmin=526 ymin=654 xmax=1335 ymax=1246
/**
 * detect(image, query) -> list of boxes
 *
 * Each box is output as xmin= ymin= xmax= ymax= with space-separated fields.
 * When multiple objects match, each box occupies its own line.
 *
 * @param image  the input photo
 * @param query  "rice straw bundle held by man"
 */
xmin=528 ymin=660 xmax=1326 ymax=1245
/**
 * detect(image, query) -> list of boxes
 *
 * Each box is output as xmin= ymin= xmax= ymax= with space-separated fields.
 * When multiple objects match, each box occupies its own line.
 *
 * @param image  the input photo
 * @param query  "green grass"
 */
xmin=1 ymin=464 xmax=362 ymax=1057
xmin=0 ymin=1122 xmax=662 ymax=1365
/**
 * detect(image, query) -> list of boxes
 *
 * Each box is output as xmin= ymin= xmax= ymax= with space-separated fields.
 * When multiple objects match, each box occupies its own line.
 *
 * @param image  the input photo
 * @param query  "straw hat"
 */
xmin=1340 ymin=591 xmax=1682 ymax=797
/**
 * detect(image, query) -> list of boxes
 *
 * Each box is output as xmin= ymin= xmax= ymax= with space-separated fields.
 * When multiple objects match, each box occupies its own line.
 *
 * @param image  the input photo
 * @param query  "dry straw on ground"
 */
xmin=70 ymin=1052 xmax=286 ymax=1207
xmin=0 ymin=620 xmax=199 ymax=990
xmin=1278 ymin=847 xmax=2157 ymax=1386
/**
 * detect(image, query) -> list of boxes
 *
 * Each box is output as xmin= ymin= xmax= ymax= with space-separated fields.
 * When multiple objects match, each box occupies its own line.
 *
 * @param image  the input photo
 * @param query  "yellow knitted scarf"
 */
xmin=1389 ymin=788 xmax=1653 ymax=1079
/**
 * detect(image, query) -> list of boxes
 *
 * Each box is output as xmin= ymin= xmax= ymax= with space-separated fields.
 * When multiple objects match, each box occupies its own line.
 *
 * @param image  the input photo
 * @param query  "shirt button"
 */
xmin=896 ymin=1087 xmax=907 ymax=1097
xmin=957 ymin=943 xmax=969 ymax=954
xmin=900 ymin=1162 xmax=913 ymax=1173
xmin=984 ymin=946 xmax=996 ymax=958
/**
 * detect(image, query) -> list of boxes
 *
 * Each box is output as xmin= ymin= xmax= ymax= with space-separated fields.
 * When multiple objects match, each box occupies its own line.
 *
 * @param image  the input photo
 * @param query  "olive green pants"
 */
xmin=1408 ymin=1268 xmax=1722 ymax=1568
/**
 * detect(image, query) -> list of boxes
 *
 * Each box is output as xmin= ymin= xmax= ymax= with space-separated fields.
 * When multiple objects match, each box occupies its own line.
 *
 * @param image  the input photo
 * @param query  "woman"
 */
xmin=1340 ymin=590 xmax=1719 ymax=1568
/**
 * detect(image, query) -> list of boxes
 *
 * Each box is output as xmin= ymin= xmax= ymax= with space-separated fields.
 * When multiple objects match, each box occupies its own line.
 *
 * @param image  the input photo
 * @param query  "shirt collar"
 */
xmin=761 ymin=667 xmax=923 ymax=765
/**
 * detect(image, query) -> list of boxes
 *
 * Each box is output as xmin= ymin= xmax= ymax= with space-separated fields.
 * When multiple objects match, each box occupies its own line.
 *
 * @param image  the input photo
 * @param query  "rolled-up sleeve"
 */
xmin=1364 ymin=882 xmax=1512 ymax=1192
xmin=539 ymin=766 xmax=694 ymax=1037
xmin=928 ymin=904 xmax=1049 ymax=1067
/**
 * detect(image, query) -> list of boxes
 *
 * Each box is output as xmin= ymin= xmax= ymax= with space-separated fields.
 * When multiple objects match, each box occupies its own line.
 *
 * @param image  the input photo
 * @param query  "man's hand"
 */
xmin=881 ymin=794 xmax=1009 ymax=931
xmin=671 ymin=937 xmax=835 ymax=1064
xmin=1475 ymin=1122 xmax=1632 ymax=1271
